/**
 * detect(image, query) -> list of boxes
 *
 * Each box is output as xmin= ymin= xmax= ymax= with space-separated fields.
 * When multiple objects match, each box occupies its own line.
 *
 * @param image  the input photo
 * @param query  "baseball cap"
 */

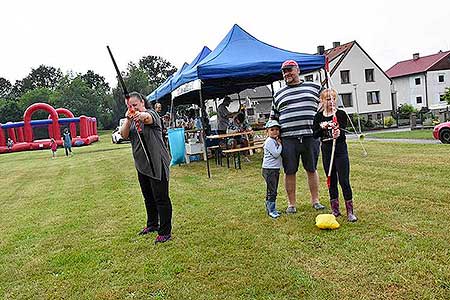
xmin=281 ymin=60 xmax=299 ymax=70
xmin=265 ymin=119 xmax=281 ymax=129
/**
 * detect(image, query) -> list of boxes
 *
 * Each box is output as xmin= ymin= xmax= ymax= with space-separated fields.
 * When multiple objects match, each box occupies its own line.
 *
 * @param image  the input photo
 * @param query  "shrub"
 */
xmin=384 ymin=116 xmax=394 ymax=127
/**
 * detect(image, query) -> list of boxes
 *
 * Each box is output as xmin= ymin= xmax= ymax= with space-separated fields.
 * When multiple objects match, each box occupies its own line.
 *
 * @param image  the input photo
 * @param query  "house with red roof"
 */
xmin=300 ymin=41 xmax=393 ymax=126
xmin=386 ymin=51 xmax=450 ymax=111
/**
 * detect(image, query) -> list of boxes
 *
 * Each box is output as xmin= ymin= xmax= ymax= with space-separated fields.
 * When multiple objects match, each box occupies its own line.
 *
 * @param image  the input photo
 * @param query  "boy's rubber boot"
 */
xmin=265 ymin=201 xmax=280 ymax=219
xmin=345 ymin=200 xmax=358 ymax=222
xmin=330 ymin=198 xmax=341 ymax=217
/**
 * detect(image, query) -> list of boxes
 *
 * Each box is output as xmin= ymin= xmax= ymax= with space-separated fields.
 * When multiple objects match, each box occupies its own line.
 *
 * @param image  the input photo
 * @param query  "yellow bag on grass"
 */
xmin=315 ymin=214 xmax=340 ymax=230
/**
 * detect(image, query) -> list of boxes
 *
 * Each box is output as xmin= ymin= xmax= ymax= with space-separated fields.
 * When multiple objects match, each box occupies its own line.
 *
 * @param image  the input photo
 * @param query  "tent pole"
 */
xmin=237 ymin=92 xmax=242 ymax=108
xmin=198 ymin=82 xmax=211 ymax=178
xmin=270 ymin=82 xmax=275 ymax=99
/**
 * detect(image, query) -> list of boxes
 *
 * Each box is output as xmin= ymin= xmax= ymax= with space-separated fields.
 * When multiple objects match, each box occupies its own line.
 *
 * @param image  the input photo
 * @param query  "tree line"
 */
xmin=0 ymin=55 xmax=176 ymax=129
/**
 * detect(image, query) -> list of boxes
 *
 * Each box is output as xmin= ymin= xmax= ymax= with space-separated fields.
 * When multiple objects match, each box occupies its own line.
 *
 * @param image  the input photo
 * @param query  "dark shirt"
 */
xmin=129 ymin=109 xmax=170 ymax=181
xmin=313 ymin=109 xmax=348 ymax=144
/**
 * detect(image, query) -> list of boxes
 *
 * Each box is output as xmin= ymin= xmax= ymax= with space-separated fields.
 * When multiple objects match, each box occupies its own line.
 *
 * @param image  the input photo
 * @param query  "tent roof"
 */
xmin=173 ymin=24 xmax=325 ymax=103
xmin=171 ymin=46 xmax=211 ymax=91
xmin=147 ymin=62 xmax=188 ymax=102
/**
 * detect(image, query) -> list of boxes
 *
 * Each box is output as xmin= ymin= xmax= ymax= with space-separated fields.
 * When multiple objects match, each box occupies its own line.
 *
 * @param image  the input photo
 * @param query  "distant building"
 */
xmin=386 ymin=50 xmax=450 ymax=112
xmin=300 ymin=41 xmax=393 ymax=124
xmin=205 ymin=85 xmax=273 ymax=125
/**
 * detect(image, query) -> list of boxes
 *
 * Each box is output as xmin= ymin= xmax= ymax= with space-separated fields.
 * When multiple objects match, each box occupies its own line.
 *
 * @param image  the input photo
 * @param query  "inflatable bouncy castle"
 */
xmin=0 ymin=103 xmax=98 ymax=154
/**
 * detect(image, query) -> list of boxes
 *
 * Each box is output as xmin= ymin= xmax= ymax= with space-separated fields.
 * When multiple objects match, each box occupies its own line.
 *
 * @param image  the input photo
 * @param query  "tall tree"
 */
xmin=139 ymin=55 xmax=177 ymax=87
xmin=12 ymin=65 xmax=63 ymax=97
xmin=0 ymin=77 xmax=12 ymax=99
xmin=0 ymin=99 xmax=22 ymax=123
xmin=81 ymin=70 xmax=110 ymax=93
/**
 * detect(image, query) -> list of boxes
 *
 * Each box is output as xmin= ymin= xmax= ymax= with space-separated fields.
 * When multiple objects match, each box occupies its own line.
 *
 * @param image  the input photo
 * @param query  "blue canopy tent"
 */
xmin=171 ymin=24 xmax=325 ymax=104
xmin=147 ymin=74 xmax=173 ymax=102
xmin=169 ymin=24 xmax=325 ymax=177
xmin=147 ymin=46 xmax=211 ymax=104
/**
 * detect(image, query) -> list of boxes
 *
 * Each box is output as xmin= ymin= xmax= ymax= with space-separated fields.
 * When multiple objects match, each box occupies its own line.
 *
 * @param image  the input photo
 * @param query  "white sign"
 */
xmin=172 ymin=79 xmax=202 ymax=98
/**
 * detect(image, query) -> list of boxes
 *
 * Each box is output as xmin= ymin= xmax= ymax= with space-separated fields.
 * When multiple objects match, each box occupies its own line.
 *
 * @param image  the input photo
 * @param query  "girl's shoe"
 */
xmin=330 ymin=199 xmax=341 ymax=217
xmin=345 ymin=200 xmax=358 ymax=222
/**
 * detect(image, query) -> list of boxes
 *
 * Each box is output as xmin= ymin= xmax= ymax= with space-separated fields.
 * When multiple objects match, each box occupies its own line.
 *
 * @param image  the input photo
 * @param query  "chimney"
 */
xmin=413 ymin=53 xmax=420 ymax=60
xmin=333 ymin=41 xmax=341 ymax=48
xmin=317 ymin=45 xmax=325 ymax=55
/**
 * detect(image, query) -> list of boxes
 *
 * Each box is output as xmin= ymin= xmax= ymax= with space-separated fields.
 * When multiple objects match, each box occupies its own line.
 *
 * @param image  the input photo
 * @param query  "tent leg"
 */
xmin=198 ymin=84 xmax=211 ymax=178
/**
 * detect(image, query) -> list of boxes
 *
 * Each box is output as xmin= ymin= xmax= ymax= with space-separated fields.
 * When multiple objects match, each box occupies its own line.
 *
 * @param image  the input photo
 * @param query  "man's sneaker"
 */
xmin=154 ymin=234 xmax=172 ymax=244
xmin=138 ymin=226 xmax=158 ymax=235
xmin=286 ymin=206 xmax=297 ymax=214
xmin=312 ymin=202 xmax=326 ymax=210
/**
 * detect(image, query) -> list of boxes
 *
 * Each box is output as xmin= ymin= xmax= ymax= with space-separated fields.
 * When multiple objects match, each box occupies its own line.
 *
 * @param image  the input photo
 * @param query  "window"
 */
xmin=415 ymin=77 xmax=421 ymax=85
xmin=365 ymin=69 xmax=374 ymax=82
xmin=438 ymin=75 xmax=444 ymax=83
xmin=416 ymin=96 xmax=422 ymax=104
xmin=377 ymin=113 xmax=382 ymax=120
xmin=305 ymin=75 xmax=313 ymax=82
xmin=367 ymin=91 xmax=380 ymax=105
xmin=340 ymin=70 xmax=350 ymax=84
xmin=440 ymin=94 xmax=446 ymax=102
xmin=339 ymin=93 xmax=353 ymax=107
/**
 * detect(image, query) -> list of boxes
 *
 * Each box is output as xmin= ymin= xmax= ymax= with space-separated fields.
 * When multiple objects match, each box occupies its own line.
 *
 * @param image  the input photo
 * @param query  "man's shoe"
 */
xmin=313 ymin=202 xmax=326 ymax=210
xmin=138 ymin=226 xmax=158 ymax=235
xmin=286 ymin=206 xmax=297 ymax=214
xmin=154 ymin=234 xmax=172 ymax=244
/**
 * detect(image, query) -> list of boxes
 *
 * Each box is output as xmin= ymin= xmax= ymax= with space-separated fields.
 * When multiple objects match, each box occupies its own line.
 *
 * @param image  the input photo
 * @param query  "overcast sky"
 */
xmin=1 ymin=0 xmax=449 ymax=88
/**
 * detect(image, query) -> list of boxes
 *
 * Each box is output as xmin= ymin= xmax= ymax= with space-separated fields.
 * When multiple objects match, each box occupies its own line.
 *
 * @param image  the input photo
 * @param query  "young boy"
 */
xmin=313 ymin=89 xmax=357 ymax=222
xmin=262 ymin=120 xmax=283 ymax=218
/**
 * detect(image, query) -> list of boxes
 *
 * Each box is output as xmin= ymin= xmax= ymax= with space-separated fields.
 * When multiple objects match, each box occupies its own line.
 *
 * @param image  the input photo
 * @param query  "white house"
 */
xmin=205 ymin=85 xmax=273 ymax=125
xmin=386 ymin=51 xmax=450 ymax=112
xmin=300 ymin=41 xmax=393 ymax=124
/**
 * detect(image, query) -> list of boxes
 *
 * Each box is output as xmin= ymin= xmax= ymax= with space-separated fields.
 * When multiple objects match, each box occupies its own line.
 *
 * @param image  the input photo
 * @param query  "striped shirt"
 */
xmin=270 ymin=82 xmax=321 ymax=138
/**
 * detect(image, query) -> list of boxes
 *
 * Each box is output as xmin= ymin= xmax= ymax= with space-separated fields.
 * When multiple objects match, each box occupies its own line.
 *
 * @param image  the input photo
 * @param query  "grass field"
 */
xmin=1 ymin=131 xmax=450 ymax=299
xmin=367 ymin=129 xmax=434 ymax=140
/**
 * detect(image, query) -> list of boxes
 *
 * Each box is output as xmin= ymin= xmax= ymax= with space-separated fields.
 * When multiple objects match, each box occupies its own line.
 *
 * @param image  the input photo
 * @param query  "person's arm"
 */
xmin=265 ymin=138 xmax=282 ymax=158
xmin=313 ymin=113 xmax=324 ymax=139
xmin=269 ymin=101 xmax=279 ymax=121
xmin=120 ymin=112 xmax=133 ymax=139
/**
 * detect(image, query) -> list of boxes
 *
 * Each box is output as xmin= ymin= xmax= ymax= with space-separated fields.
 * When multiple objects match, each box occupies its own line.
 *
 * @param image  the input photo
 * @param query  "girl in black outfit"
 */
xmin=313 ymin=89 xmax=357 ymax=222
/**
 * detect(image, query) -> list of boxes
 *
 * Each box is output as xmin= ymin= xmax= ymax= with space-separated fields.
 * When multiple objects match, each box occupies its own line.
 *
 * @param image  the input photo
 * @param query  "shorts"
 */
xmin=281 ymin=136 xmax=320 ymax=174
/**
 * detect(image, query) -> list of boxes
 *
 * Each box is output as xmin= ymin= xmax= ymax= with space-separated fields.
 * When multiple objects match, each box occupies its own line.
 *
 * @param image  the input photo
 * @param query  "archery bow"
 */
xmin=106 ymin=46 xmax=153 ymax=169
xmin=324 ymin=57 xmax=338 ymax=189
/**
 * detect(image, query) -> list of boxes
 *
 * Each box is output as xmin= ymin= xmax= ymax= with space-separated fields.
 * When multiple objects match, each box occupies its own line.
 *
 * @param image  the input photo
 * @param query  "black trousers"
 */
xmin=321 ymin=142 xmax=353 ymax=201
xmin=137 ymin=170 xmax=172 ymax=235
xmin=262 ymin=168 xmax=280 ymax=202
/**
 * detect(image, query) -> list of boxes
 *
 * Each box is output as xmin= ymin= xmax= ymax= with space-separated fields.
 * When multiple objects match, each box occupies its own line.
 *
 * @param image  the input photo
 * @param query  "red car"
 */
xmin=433 ymin=121 xmax=450 ymax=144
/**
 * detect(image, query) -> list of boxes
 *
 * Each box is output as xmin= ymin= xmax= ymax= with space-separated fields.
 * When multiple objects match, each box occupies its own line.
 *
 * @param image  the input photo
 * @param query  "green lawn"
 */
xmin=1 ymin=132 xmax=450 ymax=299
xmin=368 ymin=129 xmax=434 ymax=140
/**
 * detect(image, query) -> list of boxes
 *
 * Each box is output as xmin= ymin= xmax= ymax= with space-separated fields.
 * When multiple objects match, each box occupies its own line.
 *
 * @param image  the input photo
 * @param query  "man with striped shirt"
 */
xmin=270 ymin=60 xmax=326 ymax=213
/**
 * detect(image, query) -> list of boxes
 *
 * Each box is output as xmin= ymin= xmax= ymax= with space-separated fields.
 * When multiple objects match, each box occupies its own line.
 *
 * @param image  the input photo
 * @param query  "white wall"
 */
xmin=427 ymin=70 xmax=450 ymax=109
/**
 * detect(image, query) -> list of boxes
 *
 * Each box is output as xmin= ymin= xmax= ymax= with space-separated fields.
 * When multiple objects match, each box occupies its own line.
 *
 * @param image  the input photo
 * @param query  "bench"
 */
xmin=222 ymin=143 xmax=264 ymax=169
xmin=207 ymin=145 xmax=222 ymax=165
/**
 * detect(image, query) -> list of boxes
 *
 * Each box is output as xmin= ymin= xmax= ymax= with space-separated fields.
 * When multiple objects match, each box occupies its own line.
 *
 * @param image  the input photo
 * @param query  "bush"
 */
xmin=396 ymin=104 xmax=418 ymax=119
xmin=384 ymin=116 xmax=394 ymax=127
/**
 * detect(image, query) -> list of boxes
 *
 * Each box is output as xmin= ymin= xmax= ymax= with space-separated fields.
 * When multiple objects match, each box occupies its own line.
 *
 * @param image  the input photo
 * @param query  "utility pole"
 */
xmin=353 ymin=83 xmax=362 ymax=133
